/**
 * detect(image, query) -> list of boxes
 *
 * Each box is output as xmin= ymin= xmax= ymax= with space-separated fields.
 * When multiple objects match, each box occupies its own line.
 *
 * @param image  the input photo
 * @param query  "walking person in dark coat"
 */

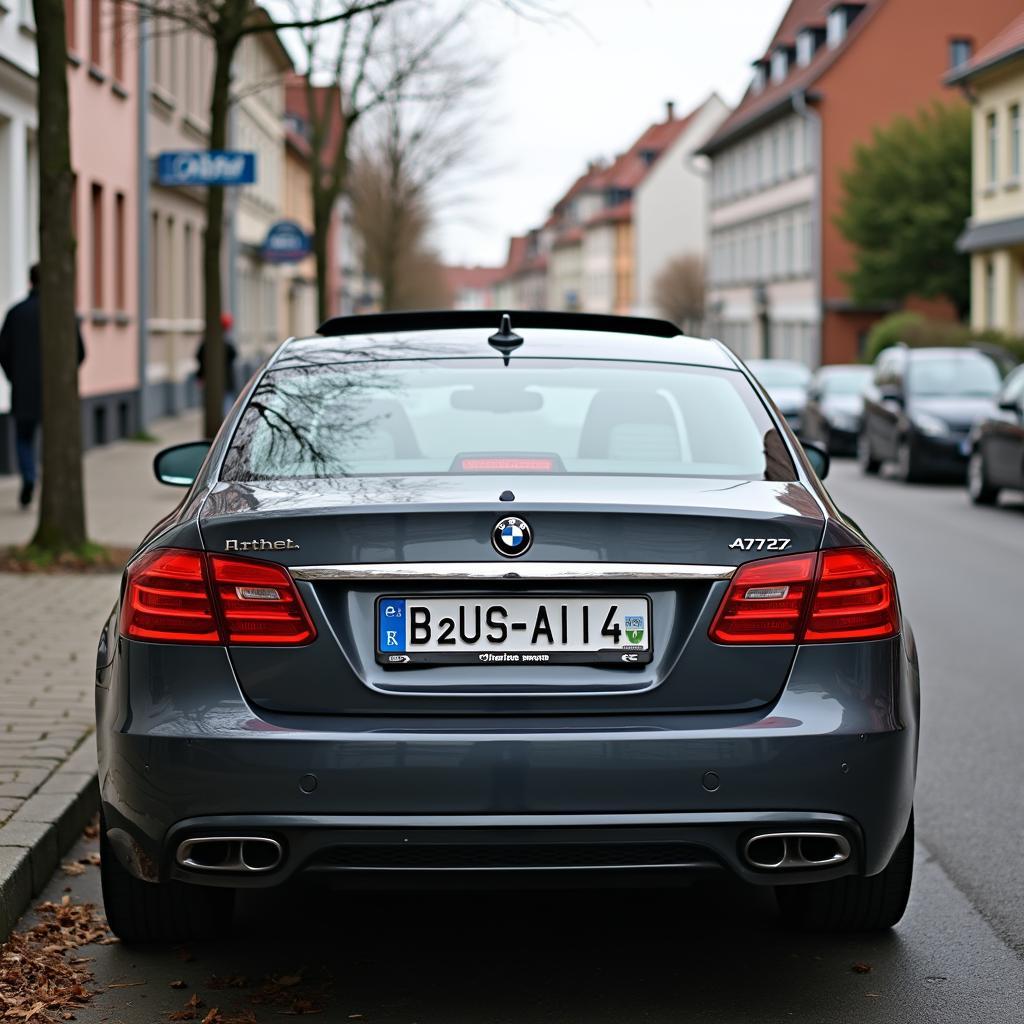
xmin=195 ymin=311 xmax=239 ymax=416
xmin=0 ymin=265 xmax=86 ymax=508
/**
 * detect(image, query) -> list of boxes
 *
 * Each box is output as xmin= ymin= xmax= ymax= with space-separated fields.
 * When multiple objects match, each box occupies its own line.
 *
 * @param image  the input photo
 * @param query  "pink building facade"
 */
xmin=68 ymin=0 xmax=139 ymax=445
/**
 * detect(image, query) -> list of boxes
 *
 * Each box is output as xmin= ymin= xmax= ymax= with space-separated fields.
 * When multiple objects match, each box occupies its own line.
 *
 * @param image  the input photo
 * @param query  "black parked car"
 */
xmin=802 ymin=365 xmax=874 ymax=456
xmin=745 ymin=359 xmax=811 ymax=432
xmin=967 ymin=363 xmax=1024 ymax=505
xmin=858 ymin=346 xmax=1002 ymax=482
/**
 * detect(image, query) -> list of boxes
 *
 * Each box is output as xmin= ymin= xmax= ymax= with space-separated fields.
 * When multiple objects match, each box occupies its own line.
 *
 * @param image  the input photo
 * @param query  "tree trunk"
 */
xmin=201 ymin=38 xmax=233 ymax=439
xmin=31 ymin=0 xmax=86 ymax=551
xmin=313 ymin=189 xmax=332 ymax=324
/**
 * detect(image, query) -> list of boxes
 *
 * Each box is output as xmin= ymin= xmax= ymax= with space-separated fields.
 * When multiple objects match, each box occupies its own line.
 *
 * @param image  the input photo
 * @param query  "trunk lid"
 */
xmin=199 ymin=475 xmax=824 ymax=715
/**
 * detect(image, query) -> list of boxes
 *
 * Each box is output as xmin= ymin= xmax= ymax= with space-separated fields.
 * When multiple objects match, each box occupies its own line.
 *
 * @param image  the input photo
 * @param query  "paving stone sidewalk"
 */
xmin=0 ymin=411 xmax=202 ymax=935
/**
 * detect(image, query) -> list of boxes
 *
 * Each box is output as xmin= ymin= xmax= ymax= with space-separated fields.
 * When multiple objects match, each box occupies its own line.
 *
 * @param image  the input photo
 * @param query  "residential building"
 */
xmin=282 ymin=124 xmax=318 ymax=337
xmin=581 ymin=100 xmax=718 ymax=316
xmin=493 ymin=230 xmax=548 ymax=309
xmin=234 ymin=23 xmax=293 ymax=375
xmin=0 ymin=0 xmax=38 ymax=472
xmin=546 ymin=163 xmax=606 ymax=311
xmin=67 ymin=0 xmax=140 ymax=446
xmin=949 ymin=14 xmax=1024 ymax=335
xmin=145 ymin=16 xmax=213 ymax=416
xmin=443 ymin=265 xmax=503 ymax=309
xmin=633 ymin=94 xmax=730 ymax=318
xmin=700 ymin=0 xmax=1024 ymax=367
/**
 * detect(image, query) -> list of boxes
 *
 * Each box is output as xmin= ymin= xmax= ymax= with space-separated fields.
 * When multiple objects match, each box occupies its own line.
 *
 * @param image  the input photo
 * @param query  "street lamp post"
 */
xmin=754 ymin=282 xmax=772 ymax=359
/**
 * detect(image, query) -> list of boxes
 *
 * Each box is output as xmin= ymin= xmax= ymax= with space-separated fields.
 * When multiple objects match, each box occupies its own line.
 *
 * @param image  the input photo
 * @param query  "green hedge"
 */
xmin=862 ymin=312 xmax=1024 ymax=373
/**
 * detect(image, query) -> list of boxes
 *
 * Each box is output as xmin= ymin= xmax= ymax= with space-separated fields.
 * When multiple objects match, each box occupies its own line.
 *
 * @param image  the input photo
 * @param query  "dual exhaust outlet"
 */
xmin=177 ymin=835 xmax=283 ymax=874
xmin=743 ymin=831 xmax=851 ymax=871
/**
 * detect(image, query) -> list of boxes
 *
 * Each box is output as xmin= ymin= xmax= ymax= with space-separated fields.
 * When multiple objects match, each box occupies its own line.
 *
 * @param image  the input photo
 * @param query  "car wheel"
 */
xmin=857 ymin=433 xmax=880 ymax=475
xmin=967 ymin=450 xmax=999 ymax=506
xmin=100 ymin=817 xmax=234 ymax=944
xmin=895 ymin=437 xmax=922 ymax=483
xmin=776 ymin=812 xmax=914 ymax=932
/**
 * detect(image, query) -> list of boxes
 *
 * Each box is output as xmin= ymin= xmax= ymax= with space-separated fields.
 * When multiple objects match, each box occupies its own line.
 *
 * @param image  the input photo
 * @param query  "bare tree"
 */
xmin=347 ymin=18 xmax=489 ymax=310
xmin=31 ymin=0 xmax=86 ymax=551
xmin=654 ymin=254 xmax=706 ymax=334
xmin=126 ymin=0 xmax=406 ymax=436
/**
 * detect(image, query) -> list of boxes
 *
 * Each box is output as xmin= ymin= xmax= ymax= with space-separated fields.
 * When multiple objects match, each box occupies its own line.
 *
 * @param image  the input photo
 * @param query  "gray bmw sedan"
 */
xmin=96 ymin=311 xmax=918 ymax=942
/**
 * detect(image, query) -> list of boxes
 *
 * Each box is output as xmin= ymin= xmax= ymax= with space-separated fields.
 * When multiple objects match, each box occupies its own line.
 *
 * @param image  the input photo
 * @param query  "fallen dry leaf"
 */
xmin=201 ymin=1008 xmax=222 ymax=1024
xmin=171 ymin=979 xmax=188 ymax=989
xmin=60 ymin=862 xmax=86 ymax=878
xmin=852 ymin=962 xmax=873 ymax=974
xmin=274 ymin=974 xmax=303 ymax=988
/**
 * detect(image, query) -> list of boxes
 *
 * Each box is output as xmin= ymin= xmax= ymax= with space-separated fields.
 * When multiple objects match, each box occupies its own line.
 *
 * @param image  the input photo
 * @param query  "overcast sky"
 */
xmin=436 ymin=0 xmax=791 ymax=267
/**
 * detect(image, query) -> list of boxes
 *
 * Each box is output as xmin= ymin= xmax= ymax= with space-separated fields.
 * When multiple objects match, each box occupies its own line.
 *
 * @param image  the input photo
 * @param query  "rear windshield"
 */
xmin=907 ymin=354 xmax=1002 ymax=398
xmin=817 ymin=368 xmax=872 ymax=395
xmin=221 ymin=358 xmax=796 ymax=482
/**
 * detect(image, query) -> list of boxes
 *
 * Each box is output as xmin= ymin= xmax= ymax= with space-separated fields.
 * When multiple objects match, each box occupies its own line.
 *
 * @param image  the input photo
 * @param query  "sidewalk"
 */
xmin=0 ymin=411 xmax=203 ymax=936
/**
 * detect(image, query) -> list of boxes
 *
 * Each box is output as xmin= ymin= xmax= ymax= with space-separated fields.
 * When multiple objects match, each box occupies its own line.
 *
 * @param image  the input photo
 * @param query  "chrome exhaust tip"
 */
xmin=743 ymin=832 xmax=850 ymax=870
xmin=176 ymin=835 xmax=284 ymax=873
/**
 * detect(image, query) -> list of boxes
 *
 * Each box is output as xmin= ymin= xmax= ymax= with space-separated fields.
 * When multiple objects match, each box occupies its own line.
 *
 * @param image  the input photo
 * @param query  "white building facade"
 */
xmin=704 ymin=109 xmax=818 ymax=363
xmin=633 ymin=94 xmax=730 ymax=317
xmin=0 ymin=2 xmax=38 ymax=470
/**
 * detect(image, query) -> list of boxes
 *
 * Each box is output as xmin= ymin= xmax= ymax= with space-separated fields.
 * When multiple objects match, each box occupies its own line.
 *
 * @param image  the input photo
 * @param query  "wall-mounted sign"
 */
xmin=156 ymin=151 xmax=257 ymax=187
xmin=261 ymin=220 xmax=313 ymax=264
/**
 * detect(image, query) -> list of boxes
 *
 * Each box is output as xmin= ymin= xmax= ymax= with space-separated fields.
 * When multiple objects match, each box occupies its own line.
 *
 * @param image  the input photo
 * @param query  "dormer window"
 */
xmin=796 ymin=28 xmax=825 ymax=66
xmin=770 ymin=48 xmax=790 ymax=83
xmin=752 ymin=62 xmax=767 ymax=94
xmin=827 ymin=4 xmax=863 ymax=48
xmin=639 ymin=149 xmax=658 ymax=167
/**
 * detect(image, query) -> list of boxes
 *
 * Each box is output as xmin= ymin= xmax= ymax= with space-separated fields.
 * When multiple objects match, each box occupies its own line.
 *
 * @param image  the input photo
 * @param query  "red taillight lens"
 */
xmin=709 ymin=552 xmax=816 ymax=644
xmin=709 ymin=547 xmax=899 ymax=645
xmin=209 ymin=554 xmax=316 ymax=645
xmin=120 ymin=549 xmax=220 ymax=644
xmin=803 ymin=547 xmax=899 ymax=642
xmin=120 ymin=548 xmax=315 ymax=646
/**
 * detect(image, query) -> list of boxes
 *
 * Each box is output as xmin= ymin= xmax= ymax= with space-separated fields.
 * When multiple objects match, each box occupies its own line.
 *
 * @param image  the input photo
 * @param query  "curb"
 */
xmin=0 ymin=739 xmax=99 ymax=940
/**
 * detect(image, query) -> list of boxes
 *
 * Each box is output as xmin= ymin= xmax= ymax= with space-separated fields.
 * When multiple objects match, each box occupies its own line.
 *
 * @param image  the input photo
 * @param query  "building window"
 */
xmin=149 ymin=212 xmax=159 ymax=318
xmin=184 ymin=222 xmax=195 ymax=317
xmin=114 ymin=193 xmax=125 ymax=311
xmin=89 ymin=0 xmax=101 ymax=68
xmin=985 ymin=258 xmax=996 ymax=327
xmin=949 ymin=38 xmax=972 ymax=70
xmin=796 ymin=29 xmax=822 ymax=67
xmin=826 ymin=8 xmax=846 ymax=48
xmin=770 ymin=49 xmax=788 ymax=83
xmin=1010 ymin=104 xmax=1021 ymax=182
xmin=112 ymin=0 xmax=125 ymax=81
xmin=66 ymin=0 xmax=77 ymax=50
xmin=90 ymin=183 xmax=103 ymax=311
xmin=986 ymin=111 xmax=998 ymax=187
xmin=752 ymin=65 xmax=766 ymax=94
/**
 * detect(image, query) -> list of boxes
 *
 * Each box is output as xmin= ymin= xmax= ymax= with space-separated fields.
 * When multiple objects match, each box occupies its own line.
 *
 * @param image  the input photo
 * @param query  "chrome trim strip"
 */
xmin=290 ymin=561 xmax=736 ymax=582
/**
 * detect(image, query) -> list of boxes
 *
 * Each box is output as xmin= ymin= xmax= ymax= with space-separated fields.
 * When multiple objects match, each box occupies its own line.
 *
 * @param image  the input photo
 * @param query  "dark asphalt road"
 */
xmin=17 ymin=459 xmax=1024 ymax=1022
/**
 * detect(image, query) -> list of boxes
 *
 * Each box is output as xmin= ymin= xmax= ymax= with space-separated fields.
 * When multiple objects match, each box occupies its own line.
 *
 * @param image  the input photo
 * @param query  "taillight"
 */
xmin=120 ymin=548 xmax=315 ymax=646
xmin=209 ymin=554 xmax=316 ymax=645
xmin=709 ymin=547 xmax=899 ymax=645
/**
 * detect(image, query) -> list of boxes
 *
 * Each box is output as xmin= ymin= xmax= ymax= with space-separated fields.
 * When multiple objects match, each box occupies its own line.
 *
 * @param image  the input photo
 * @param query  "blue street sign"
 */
xmin=261 ymin=220 xmax=313 ymax=264
xmin=156 ymin=151 xmax=257 ymax=187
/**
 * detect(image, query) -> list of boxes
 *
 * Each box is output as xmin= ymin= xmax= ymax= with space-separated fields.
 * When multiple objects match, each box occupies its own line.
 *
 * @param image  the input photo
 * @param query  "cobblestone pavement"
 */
xmin=0 ymin=413 xmax=200 ymax=908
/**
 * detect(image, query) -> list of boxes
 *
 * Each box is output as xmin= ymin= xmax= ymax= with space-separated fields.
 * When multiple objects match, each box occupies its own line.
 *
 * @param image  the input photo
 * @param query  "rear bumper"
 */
xmin=97 ymin=635 xmax=919 ymax=888
xmin=912 ymin=433 xmax=970 ymax=474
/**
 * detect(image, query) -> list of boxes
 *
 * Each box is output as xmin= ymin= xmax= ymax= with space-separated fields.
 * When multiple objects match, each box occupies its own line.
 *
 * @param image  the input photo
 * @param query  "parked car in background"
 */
xmin=802 ymin=365 xmax=874 ymax=456
xmin=858 ymin=346 xmax=1002 ymax=482
xmin=966 ymin=363 xmax=1024 ymax=505
xmin=746 ymin=359 xmax=811 ymax=432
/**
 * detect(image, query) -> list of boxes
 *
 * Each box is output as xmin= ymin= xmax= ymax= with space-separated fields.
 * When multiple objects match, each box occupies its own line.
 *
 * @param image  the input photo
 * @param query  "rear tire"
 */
xmin=857 ymin=433 xmax=880 ymax=475
xmin=776 ymin=813 xmax=914 ymax=932
xmin=895 ymin=437 xmax=923 ymax=483
xmin=967 ymin=450 xmax=999 ymax=505
xmin=100 ymin=820 xmax=234 ymax=944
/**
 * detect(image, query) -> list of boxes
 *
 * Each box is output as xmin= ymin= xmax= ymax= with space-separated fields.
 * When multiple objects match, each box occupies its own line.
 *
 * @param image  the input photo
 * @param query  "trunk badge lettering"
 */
xmin=224 ymin=538 xmax=301 ymax=552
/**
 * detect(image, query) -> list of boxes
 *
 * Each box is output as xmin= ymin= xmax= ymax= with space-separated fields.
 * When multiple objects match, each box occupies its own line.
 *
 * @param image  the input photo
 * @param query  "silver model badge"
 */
xmin=492 ymin=516 xmax=532 ymax=558
xmin=224 ymin=538 xmax=300 ymax=552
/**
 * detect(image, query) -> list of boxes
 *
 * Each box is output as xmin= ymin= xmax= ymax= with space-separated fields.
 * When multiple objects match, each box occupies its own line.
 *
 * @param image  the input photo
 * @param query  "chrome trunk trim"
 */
xmin=289 ymin=562 xmax=736 ymax=582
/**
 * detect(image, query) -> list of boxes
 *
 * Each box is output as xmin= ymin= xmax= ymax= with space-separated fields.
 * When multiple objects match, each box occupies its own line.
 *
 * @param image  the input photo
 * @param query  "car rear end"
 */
xmin=96 ymin=315 xmax=918 ymax=938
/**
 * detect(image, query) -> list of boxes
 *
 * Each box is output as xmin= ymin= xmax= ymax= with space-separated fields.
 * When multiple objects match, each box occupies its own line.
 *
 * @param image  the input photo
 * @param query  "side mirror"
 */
xmin=998 ymin=397 xmax=1021 ymax=414
xmin=799 ymin=438 xmax=830 ymax=480
xmin=154 ymin=441 xmax=212 ymax=487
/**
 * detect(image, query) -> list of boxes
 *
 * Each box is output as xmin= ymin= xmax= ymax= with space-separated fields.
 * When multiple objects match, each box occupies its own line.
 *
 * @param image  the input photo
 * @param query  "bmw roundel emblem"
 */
xmin=492 ymin=516 xmax=532 ymax=558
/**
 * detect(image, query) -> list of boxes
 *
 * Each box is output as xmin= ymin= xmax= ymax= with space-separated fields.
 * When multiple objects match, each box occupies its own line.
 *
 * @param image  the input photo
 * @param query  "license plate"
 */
xmin=376 ymin=596 xmax=652 ymax=666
